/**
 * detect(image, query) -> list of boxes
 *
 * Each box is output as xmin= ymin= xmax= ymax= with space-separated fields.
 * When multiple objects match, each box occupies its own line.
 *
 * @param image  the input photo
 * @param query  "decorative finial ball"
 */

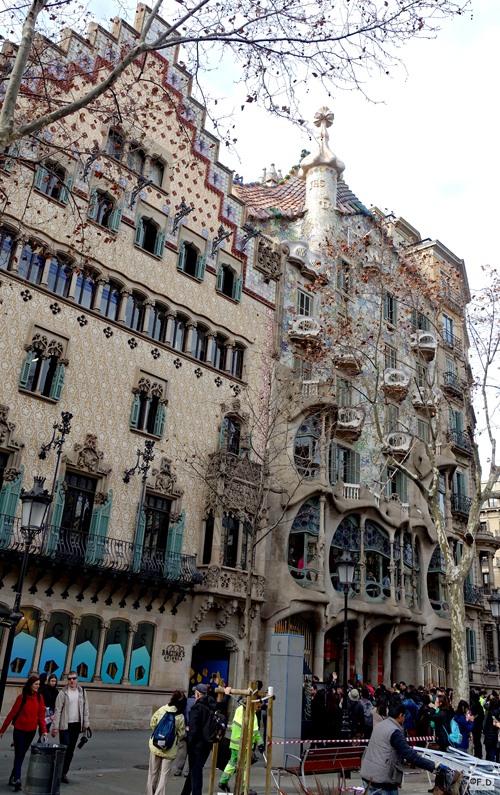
xmin=314 ymin=107 xmax=334 ymax=128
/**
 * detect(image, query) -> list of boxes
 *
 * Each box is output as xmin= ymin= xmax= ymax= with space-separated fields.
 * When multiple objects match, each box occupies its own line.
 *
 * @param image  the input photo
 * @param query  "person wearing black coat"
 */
xmin=39 ymin=674 xmax=58 ymax=739
xmin=180 ymin=684 xmax=231 ymax=795
xmin=483 ymin=697 xmax=500 ymax=762
xmin=310 ymin=684 xmax=327 ymax=745
xmin=433 ymin=696 xmax=455 ymax=752
xmin=470 ymin=691 xmax=484 ymax=759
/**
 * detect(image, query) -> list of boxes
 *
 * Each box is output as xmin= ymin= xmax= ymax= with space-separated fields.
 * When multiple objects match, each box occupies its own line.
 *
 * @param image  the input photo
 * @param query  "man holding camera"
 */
xmin=51 ymin=671 xmax=90 ymax=783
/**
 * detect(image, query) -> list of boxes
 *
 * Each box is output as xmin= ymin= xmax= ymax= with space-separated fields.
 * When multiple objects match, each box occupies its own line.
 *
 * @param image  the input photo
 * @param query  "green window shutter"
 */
xmin=3 ymin=140 xmax=20 ymax=173
xmin=329 ymin=442 xmax=339 ymax=485
xmin=130 ymin=394 xmax=141 ymax=428
xmin=46 ymin=476 xmax=65 ymax=556
xmin=219 ymin=419 xmax=227 ymax=450
xmin=466 ymin=628 xmax=470 ymax=662
xmin=216 ymin=264 xmax=223 ymax=291
xmin=34 ymin=165 xmax=47 ymax=190
xmin=134 ymin=213 xmax=143 ymax=246
xmin=195 ymin=252 xmax=207 ymax=281
xmin=471 ymin=629 xmax=477 ymax=662
xmin=455 ymin=412 xmax=463 ymax=432
xmin=153 ymin=402 xmax=166 ymax=437
xmin=59 ymin=172 xmax=73 ymax=205
xmin=0 ymin=465 xmax=24 ymax=548
xmin=448 ymin=408 xmax=455 ymax=429
xmin=177 ymin=240 xmax=186 ymax=271
xmin=232 ymin=275 xmax=243 ymax=302
xmin=353 ymin=451 xmax=360 ymax=484
xmin=86 ymin=489 xmax=113 ymax=565
xmin=165 ymin=510 xmax=185 ymax=579
xmin=108 ymin=201 xmax=123 ymax=233
xmin=88 ymin=187 xmax=98 ymax=220
xmin=132 ymin=506 xmax=147 ymax=573
xmin=153 ymin=228 xmax=166 ymax=258
xmin=48 ymin=363 xmax=66 ymax=401
xmin=19 ymin=351 xmax=35 ymax=389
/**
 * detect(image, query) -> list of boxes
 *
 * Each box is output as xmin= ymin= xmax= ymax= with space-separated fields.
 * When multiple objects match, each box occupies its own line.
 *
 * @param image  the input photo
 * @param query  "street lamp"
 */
xmin=337 ymin=548 xmax=356 ymax=738
xmin=0 ymin=477 xmax=52 ymax=712
xmin=489 ymin=589 xmax=500 ymax=673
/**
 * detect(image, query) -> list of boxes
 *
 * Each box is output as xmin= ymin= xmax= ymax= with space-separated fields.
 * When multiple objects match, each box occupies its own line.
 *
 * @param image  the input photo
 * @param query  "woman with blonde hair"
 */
xmin=146 ymin=689 xmax=186 ymax=795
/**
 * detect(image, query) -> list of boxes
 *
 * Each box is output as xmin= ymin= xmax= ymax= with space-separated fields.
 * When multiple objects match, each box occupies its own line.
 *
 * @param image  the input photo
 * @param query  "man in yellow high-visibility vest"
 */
xmin=219 ymin=701 xmax=264 ymax=794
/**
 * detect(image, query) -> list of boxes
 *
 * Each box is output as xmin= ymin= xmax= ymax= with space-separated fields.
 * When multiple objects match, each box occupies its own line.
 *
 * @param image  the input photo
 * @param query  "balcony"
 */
xmin=331 ymin=347 xmax=361 ymax=374
xmin=197 ymin=564 xmax=266 ymax=600
xmin=442 ymin=371 xmax=463 ymax=399
xmin=383 ymin=432 xmax=412 ymax=461
xmin=412 ymin=387 xmax=442 ymax=412
xmin=301 ymin=380 xmax=319 ymax=398
xmin=336 ymin=407 xmax=364 ymax=440
xmin=443 ymin=330 xmax=462 ymax=352
xmin=289 ymin=315 xmax=322 ymax=341
xmin=382 ymin=369 xmax=410 ymax=402
xmin=0 ymin=517 xmax=203 ymax=586
xmin=441 ymin=282 xmax=464 ymax=314
xmin=343 ymin=483 xmax=360 ymax=500
xmin=463 ymin=582 xmax=484 ymax=607
xmin=447 ymin=428 xmax=473 ymax=456
xmin=410 ymin=331 xmax=436 ymax=361
xmin=451 ymin=492 xmax=472 ymax=517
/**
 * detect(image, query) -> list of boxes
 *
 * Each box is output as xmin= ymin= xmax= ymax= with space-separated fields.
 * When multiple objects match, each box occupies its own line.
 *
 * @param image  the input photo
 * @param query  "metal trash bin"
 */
xmin=24 ymin=743 xmax=67 ymax=795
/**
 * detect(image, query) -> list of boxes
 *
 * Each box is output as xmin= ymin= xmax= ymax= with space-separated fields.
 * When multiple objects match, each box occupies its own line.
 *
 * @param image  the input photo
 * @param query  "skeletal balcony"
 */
xmin=382 ymin=369 xmax=410 ymax=401
xmin=331 ymin=347 xmax=362 ymax=374
xmin=412 ymin=387 xmax=442 ymax=413
xmin=288 ymin=315 xmax=322 ymax=341
xmin=410 ymin=331 xmax=436 ymax=362
xmin=383 ymin=432 xmax=412 ymax=461
xmin=336 ymin=407 xmax=364 ymax=441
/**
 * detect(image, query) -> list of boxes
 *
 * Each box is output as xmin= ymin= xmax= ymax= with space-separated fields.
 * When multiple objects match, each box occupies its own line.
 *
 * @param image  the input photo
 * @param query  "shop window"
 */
xmin=192 ymin=325 xmax=208 ymax=361
xmin=101 ymin=619 xmax=128 ymax=683
xmin=39 ymin=612 xmax=71 ymax=678
xmin=0 ymin=228 xmax=14 ymax=270
xmin=203 ymin=511 xmax=214 ymax=564
xmin=427 ymin=546 xmax=449 ymax=617
xmin=135 ymin=214 xmax=165 ymax=257
xmin=18 ymin=242 xmax=45 ymax=285
xmin=216 ymin=264 xmax=242 ymax=301
xmin=125 ymin=292 xmax=145 ymax=331
xmin=211 ymin=335 xmax=227 ymax=370
xmin=106 ymin=127 xmax=124 ymax=160
xmin=288 ymin=498 xmax=319 ymax=586
xmin=100 ymin=280 xmax=121 ymax=320
xmin=130 ymin=374 xmax=167 ymax=437
xmin=148 ymin=304 xmax=167 ymax=342
xmin=177 ymin=240 xmax=206 ymax=280
xmin=47 ymin=257 xmax=72 ymax=297
xmin=171 ymin=315 xmax=187 ymax=351
xmin=74 ymin=271 xmax=95 ymax=309
xmin=72 ymin=615 xmax=100 ymax=682
xmin=19 ymin=331 xmax=67 ymax=401
xmin=9 ymin=608 xmax=39 ymax=678
xmin=219 ymin=416 xmax=241 ymax=455
xmin=230 ymin=345 xmax=244 ymax=380
xmin=127 ymin=144 xmax=145 ymax=174
xmin=130 ymin=623 xmax=154 ymax=685
xmin=294 ymin=414 xmax=322 ymax=478
xmin=34 ymin=161 xmax=72 ymax=203
xmin=149 ymin=158 xmax=165 ymax=188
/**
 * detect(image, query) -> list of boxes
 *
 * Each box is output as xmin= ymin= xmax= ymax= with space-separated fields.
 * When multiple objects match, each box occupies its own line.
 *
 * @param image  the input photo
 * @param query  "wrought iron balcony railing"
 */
xmin=463 ymin=582 xmax=484 ymax=607
xmin=442 ymin=371 xmax=464 ymax=398
xmin=451 ymin=492 xmax=473 ymax=516
xmin=0 ymin=516 xmax=202 ymax=586
xmin=447 ymin=428 xmax=473 ymax=455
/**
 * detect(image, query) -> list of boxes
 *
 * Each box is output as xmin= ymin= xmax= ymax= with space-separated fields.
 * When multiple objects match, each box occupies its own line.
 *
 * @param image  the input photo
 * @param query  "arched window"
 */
xmin=125 ymin=292 xmax=145 ymax=331
xmin=130 ymin=623 xmax=155 ymax=685
xmin=25 ymin=353 xmax=60 ymax=397
xmin=220 ymin=416 xmax=241 ymax=454
xmin=127 ymin=144 xmax=145 ymax=174
xmin=363 ymin=522 xmax=391 ymax=602
xmin=427 ymin=546 xmax=449 ymax=617
xmin=330 ymin=515 xmax=361 ymax=596
xmin=100 ymin=280 xmax=121 ymax=320
xmin=148 ymin=304 xmax=167 ymax=342
xmin=39 ymin=612 xmax=71 ymax=677
xmin=47 ymin=257 xmax=72 ymax=297
xmin=72 ymin=615 xmax=100 ymax=681
xmin=288 ymin=498 xmax=319 ymax=586
xmin=211 ymin=335 xmax=227 ymax=370
xmin=74 ymin=271 xmax=95 ymax=309
xmin=0 ymin=228 xmax=14 ymax=270
xmin=192 ymin=325 xmax=208 ymax=361
xmin=106 ymin=127 xmax=123 ymax=160
xmin=101 ymin=619 xmax=129 ymax=682
xmin=9 ymin=607 xmax=39 ymax=677
xmin=35 ymin=161 xmax=66 ymax=201
xmin=18 ymin=242 xmax=45 ymax=284
xmin=171 ymin=315 xmax=187 ymax=351
xmin=230 ymin=345 xmax=244 ymax=380
xmin=137 ymin=392 xmax=161 ymax=435
xmin=294 ymin=414 xmax=322 ymax=478
xmin=149 ymin=158 xmax=164 ymax=187
xmin=130 ymin=376 xmax=166 ymax=437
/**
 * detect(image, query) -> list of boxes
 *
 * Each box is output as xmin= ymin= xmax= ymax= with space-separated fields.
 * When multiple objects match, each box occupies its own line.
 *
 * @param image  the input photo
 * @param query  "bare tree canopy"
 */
xmin=0 ymin=0 xmax=469 ymax=150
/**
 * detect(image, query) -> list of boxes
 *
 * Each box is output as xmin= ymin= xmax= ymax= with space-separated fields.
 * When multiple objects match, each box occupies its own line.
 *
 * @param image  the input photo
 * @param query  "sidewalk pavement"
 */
xmin=0 ymin=731 xmax=434 ymax=795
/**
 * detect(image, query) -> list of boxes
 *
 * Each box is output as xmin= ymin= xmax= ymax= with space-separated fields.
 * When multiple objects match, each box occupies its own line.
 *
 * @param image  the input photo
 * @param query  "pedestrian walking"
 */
xmin=51 ymin=671 xmax=90 ymax=783
xmin=0 ymin=674 xmax=47 ymax=791
xmin=39 ymin=674 xmax=58 ymax=739
xmin=470 ymin=691 xmax=484 ymax=759
xmin=172 ymin=692 xmax=195 ymax=778
xmin=219 ymin=699 xmax=263 ymax=794
xmin=180 ymin=684 xmax=231 ymax=795
xmin=146 ymin=690 xmax=187 ymax=795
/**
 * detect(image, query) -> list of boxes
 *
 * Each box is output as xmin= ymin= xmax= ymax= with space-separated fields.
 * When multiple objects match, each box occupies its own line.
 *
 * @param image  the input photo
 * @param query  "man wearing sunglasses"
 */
xmin=51 ymin=672 xmax=90 ymax=783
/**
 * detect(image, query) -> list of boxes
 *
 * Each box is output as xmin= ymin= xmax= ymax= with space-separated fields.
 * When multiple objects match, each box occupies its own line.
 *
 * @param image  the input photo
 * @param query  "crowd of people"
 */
xmin=309 ymin=674 xmax=500 ymax=761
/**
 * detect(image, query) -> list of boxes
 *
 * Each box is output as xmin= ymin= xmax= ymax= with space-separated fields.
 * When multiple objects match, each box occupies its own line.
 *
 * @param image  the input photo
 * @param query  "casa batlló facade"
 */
xmin=0 ymin=6 xmax=498 ymax=729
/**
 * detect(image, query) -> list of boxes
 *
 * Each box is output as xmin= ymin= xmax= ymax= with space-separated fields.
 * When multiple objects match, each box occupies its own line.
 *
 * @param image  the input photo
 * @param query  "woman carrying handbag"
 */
xmin=0 ymin=675 xmax=47 ymax=791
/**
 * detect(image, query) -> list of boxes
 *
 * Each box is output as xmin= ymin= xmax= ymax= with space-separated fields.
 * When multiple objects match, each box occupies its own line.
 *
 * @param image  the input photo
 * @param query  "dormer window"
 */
xmin=106 ymin=128 xmax=123 ymax=160
xmin=135 ymin=215 xmax=165 ymax=258
xmin=149 ymin=159 xmax=165 ymax=188
xmin=34 ymin=161 xmax=71 ymax=203
xmin=216 ymin=264 xmax=242 ymax=302
xmin=127 ymin=144 xmax=145 ymax=175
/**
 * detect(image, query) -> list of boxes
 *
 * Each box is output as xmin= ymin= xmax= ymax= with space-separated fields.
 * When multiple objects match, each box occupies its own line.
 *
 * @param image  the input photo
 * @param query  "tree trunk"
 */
xmin=449 ymin=577 xmax=469 ymax=704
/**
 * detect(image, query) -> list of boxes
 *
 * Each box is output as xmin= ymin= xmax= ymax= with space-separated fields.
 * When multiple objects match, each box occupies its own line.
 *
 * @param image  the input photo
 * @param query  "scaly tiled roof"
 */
xmin=233 ymin=172 xmax=367 ymax=220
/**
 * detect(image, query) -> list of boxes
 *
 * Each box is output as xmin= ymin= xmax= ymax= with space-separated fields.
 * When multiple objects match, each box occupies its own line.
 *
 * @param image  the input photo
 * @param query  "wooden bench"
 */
xmin=276 ymin=745 xmax=364 ymax=789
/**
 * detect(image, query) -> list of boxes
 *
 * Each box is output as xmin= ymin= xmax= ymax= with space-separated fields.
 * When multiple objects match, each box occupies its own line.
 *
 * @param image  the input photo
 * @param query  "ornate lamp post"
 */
xmin=337 ymin=548 xmax=356 ymax=738
xmin=0 ymin=477 xmax=52 ymax=711
xmin=38 ymin=411 xmax=72 ymax=503
xmin=124 ymin=440 xmax=155 ymax=565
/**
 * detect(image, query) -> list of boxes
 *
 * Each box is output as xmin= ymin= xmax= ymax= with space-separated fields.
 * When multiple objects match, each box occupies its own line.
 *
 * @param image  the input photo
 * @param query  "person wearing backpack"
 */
xmin=433 ymin=695 xmax=456 ymax=751
xmin=454 ymin=700 xmax=473 ymax=751
xmin=346 ymin=689 xmax=365 ymax=738
xmin=146 ymin=690 xmax=187 ymax=795
xmin=219 ymin=699 xmax=264 ymax=794
xmin=180 ymin=684 xmax=231 ymax=795
xmin=360 ymin=689 xmax=374 ymax=739
xmin=0 ymin=674 xmax=47 ymax=791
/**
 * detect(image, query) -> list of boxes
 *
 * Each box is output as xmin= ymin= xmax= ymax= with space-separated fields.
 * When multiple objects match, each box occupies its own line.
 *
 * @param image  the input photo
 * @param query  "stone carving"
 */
xmin=150 ymin=456 xmax=184 ymax=499
xmin=255 ymin=238 xmax=282 ymax=282
xmin=216 ymin=598 xmax=240 ymax=628
xmin=135 ymin=377 xmax=165 ymax=399
xmin=27 ymin=332 xmax=65 ymax=361
xmin=0 ymin=404 xmax=24 ymax=451
xmin=191 ymin=595 xmax=214 ymax=631
xmin=288 ymin=315 xmax=322 ymax=340
xmin=64 ymin=433 xmax=112 ymax=476
xmin=200 ymin=565 xmax=266 ymax=600
xmin=238 ymin=604 xmax=258 ymax=638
